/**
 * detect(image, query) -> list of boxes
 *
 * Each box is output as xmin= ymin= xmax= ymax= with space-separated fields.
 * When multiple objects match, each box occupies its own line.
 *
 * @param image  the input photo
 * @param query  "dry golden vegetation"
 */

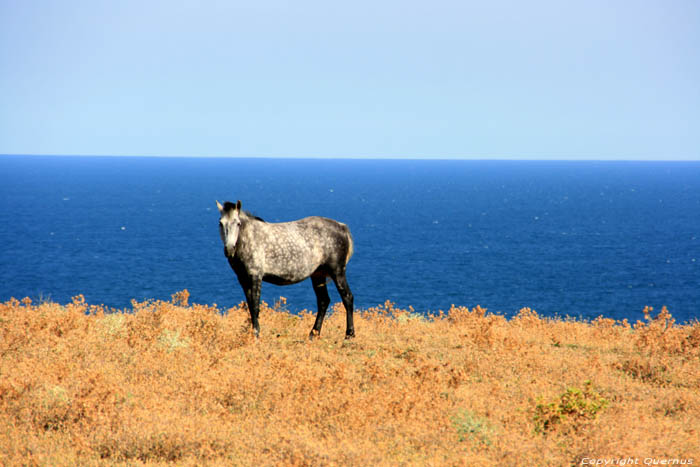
xmin=1 ymin=292 xmax=699 ymax=466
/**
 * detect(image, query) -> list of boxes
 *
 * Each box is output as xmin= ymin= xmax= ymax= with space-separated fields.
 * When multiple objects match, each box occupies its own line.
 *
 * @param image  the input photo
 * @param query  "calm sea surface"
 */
xmin=1 ymin=156 xmax=699 ymax=323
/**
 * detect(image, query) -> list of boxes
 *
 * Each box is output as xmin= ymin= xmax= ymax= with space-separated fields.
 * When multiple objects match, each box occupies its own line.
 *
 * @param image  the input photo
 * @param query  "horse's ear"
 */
xmin=236 ymin=200 xmax=242 ymax=211
xmin=216 ymin=200 xmax=224 ymax=213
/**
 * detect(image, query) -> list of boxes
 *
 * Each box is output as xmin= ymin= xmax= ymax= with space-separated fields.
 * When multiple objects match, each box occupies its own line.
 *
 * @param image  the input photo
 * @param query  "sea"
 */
xmin=1 ymin=155 xmax=699 ymax=324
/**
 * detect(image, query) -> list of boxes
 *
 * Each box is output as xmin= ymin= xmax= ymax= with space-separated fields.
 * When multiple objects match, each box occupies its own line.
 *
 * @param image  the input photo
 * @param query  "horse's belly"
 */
xmin=263 ymin=248 xmax=321 ymax=284
xmin=264 ymin=261 xmax=318 ymax=284
xmin=262 ymin=273 xmax=305 ymax=286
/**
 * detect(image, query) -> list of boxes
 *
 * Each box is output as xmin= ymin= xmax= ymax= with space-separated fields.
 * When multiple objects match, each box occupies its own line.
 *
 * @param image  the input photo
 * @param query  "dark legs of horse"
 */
xmin=309 ymin=269 xmax=354 ymax=339
xmin=239 ymin=274 xmax=262 ymax=338
xmin=309 ymin=276 xmax=331 ymax=339
xmin=334 ymin=270 xmax=355 ymax=339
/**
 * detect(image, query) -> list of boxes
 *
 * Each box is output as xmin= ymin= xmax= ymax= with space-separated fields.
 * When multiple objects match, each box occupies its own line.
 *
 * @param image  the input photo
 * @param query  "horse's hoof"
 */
xmin=309 ymin=330 xmax=320 ymax=340
xmin=344 ymin=332 xmax=355 ymax=340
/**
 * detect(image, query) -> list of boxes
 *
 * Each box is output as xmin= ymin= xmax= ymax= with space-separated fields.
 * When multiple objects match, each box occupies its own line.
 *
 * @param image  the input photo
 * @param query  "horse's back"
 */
xmin=279 ymin=216 xmax=352 ymax=267
xmin=296 ymin=216 xmax=348 ymax=233
xmin=298 ymin=215 xmax=351 ymax=243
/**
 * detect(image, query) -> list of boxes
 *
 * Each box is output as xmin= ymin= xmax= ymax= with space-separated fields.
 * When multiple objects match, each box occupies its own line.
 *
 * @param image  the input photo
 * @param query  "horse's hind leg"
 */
xmin=309 ymin=275 xmax=331 ymax=339
xmin=332 ymin=269 xmax=355 ymax=339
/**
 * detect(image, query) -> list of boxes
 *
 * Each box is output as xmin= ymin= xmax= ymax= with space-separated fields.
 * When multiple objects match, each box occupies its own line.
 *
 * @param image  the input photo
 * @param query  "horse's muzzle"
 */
xmin=224 ymin=245 xmax=236 ymax=258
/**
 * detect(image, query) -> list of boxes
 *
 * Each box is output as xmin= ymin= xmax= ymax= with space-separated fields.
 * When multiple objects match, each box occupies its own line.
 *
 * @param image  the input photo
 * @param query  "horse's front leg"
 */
xmin=242 ymin=276 xmax=262 ymax=338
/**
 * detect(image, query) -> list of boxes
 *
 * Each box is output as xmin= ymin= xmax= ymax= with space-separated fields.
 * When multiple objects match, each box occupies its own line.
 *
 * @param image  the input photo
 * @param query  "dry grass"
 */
xmin=1 ymin=292 xmax=698 ymax=466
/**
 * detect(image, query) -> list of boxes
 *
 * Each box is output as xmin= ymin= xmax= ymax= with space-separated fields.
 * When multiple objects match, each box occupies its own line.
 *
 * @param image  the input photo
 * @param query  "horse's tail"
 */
xmin=343 ymin=223 xmax=354 ymax=265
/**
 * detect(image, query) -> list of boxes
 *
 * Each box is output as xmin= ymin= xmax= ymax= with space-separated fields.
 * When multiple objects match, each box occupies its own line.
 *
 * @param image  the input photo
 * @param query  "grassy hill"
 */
xmin=1 ymin=292 xmax=698 ymax=465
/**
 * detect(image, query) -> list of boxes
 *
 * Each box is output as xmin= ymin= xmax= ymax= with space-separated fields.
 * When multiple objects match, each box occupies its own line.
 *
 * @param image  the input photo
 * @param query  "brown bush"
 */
xmin=1 ymin=294 xmax=698 ymax=465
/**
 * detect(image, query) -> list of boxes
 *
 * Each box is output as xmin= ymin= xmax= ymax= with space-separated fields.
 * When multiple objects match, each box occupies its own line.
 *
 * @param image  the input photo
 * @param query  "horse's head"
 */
xmin=216 ymin=200 xmax=242 ymax=257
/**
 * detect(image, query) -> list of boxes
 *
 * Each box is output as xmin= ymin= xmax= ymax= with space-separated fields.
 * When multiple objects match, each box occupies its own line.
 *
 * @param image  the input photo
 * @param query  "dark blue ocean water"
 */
xmin=1 ymin=155 xmax=699 ymax=323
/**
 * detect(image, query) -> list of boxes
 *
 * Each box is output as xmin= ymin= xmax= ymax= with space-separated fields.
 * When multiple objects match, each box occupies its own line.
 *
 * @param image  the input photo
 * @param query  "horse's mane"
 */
xmin=222 ymin=201 xmax=265 ymax=222
xmin=246 ymin=211 xmax=266 ymax=222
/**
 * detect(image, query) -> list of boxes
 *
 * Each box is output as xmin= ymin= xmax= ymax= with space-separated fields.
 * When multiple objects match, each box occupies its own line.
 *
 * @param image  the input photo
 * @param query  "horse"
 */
xmin=216 ymin=200 xmax=355 ymax=339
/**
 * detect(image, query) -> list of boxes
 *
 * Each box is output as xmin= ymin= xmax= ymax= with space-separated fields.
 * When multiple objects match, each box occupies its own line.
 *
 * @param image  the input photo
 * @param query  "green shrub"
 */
xmin=533 ymin=381 xmax=608 ymax=434
xmin=452 ymin=409 xmax=494 ymax=445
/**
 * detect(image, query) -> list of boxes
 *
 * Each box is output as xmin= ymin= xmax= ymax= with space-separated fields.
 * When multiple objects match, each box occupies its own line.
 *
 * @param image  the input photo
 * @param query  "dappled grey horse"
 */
xmin=217 ymin=200 xmax=355 ymax=339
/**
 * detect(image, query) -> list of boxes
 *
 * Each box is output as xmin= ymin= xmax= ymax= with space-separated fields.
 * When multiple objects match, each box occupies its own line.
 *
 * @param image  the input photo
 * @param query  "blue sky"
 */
xmin=1 ymin=0 xmax=698 ymax=160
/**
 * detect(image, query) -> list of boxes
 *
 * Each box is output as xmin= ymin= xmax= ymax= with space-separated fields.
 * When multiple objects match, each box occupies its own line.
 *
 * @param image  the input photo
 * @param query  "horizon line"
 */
xmin=2 ymin=153 xmax=699 ymax=162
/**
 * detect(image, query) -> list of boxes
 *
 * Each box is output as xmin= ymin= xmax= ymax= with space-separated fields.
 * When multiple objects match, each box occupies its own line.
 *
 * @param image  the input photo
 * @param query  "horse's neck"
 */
xmin=240 ymin=215 xmax=262 ymax=237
